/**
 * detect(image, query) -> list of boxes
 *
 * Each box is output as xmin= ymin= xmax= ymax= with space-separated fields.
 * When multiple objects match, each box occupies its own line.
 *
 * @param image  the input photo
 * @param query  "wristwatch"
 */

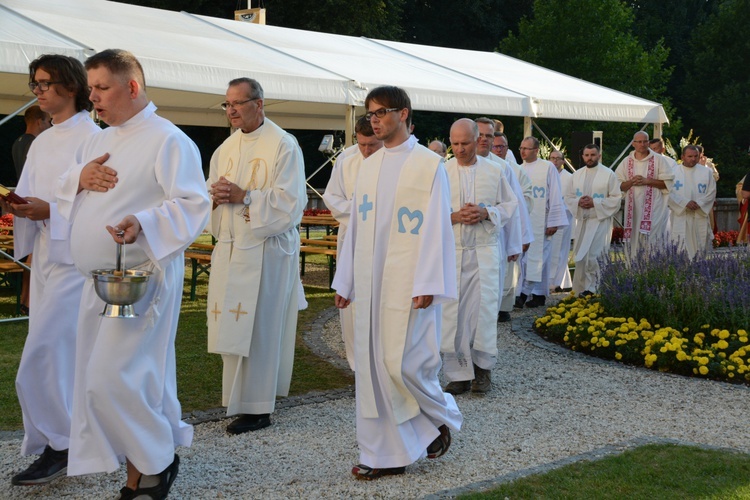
xmin=243 ymin=190 xmax=252 ymax=206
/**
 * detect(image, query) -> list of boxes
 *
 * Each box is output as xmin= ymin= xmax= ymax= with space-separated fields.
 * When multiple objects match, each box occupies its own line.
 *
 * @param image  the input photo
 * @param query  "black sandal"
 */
xmin=116 ymin=454 xmax=180 ymax=499
xmin=426 ymin=424 xmax=451 ymax=459
xmin=351 ymin=463 xmax=406 ymax=480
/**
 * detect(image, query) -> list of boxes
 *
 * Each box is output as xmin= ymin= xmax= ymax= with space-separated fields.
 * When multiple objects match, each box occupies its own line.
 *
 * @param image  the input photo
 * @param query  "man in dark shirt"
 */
xmin=11 ymin=105 xmax=51 ymax=182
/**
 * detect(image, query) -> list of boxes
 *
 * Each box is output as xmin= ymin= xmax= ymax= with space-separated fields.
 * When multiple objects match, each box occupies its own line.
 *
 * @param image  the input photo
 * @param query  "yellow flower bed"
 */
xmin=534 ymin=294 xmax=750 ymax=383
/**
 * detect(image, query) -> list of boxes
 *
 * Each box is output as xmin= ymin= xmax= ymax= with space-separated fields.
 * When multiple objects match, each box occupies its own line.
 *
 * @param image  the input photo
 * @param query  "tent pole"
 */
xmin=523 ymin=117 xmax=532 ymax=139
xmin=531 ymin=120 xmax=575 ymax=173
xmin=345 ymin=106 xmax=355 ymax=147
xmin=653 ymin=122 xmax=662 ymax=139
xmin=0 ymin=99 xmax=38 ymax=129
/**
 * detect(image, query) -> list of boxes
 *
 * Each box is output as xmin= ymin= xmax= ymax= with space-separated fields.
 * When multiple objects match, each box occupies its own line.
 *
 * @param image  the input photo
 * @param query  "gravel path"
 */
xmin=3 ymin=294 xmax=749 ymax=499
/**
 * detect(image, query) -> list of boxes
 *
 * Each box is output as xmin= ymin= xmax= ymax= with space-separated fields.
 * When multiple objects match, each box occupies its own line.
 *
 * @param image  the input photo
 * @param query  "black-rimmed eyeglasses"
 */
xmin=365 ymin=108 xmax=400 ymax=120
xmin=28 ymin=81 xmax=59 ymax=92
xmin=221 ymin=98 xmax=258 ymax=111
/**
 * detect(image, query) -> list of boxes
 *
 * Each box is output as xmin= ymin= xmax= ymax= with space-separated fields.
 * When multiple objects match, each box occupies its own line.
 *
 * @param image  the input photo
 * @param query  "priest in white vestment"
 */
xmin=56 ymin=50 xmax=210 ymax=498
xmin=492 ymin=133 xmax=534 ymax=321
xmin=563 ymin=145 xmax=621 ymax=295
xmin=441 ymin=119 xmax=517 ymax=396
xmin=323 ymin=116 xmax=383 ymax=370
xmin=206 ymin=78 xmax=307 ymax=435
xmin=475 ymin=119 xmax=525 ymax=322
xmin=668 ymin=145 xmax=716 ymax=259
xmin=548 ymin=151 xmax=574 ymax=292
xmin=333 ymin=86 xmax=462 ymax=480
xmin=8 ymin=55 xmax=100 ymax=487
xmin=517 ymin=137 xmax=568 ymax=308
xmin=615 ymin=131 xmax=674 ymax=262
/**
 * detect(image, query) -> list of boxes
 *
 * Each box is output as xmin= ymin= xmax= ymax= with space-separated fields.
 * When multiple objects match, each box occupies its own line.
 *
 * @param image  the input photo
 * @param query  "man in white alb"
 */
xmin=441 ymin=119 xmax=517 ymax=395
xmin=564 ymin=144 xmax=621 ymax=296
xmin=56 ymin=49 xmax=210 ymax=498
xmin=333 ymin=85 xmax=462 ymax=480
xmin=323 ymin=115 xmax=382 ymax=370
xmin=668 ymin=145 xmax=716 ymax=259
xmin=548 ymin=150 xmax=573 ymax=293
xmin=615 ymin=131 xmax=674 ymax=261
xmin=8 ymin=54 xmax=100 ymax=487
xmin=207 ymin=77 xmax=307 ymax=435
xmin=517 ymin=137 xmax=568 ymax=308
xmin=492 ymin=132 xmax=534 ymax=322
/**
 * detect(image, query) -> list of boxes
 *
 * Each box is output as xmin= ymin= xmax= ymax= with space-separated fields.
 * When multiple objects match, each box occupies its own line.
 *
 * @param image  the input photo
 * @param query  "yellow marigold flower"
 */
xmin=740 ymin=337 xmax=749 ymax=344
xmin=716 ymin=340 xmax=729 ymax=349
xmin=729 ymin=372 xmax=735 ymax=378
xmin=699 ymin=366 xmax=709 ymax=375
xmin=739 ymin=329 xmax=747 ymax=337
xmin=615 ymin=352 xmax=622 ymax=360
xmin=698 ymin=357 xmax=709 ymax=366
xmin=701 ymin=324 xmax=710 ymax=329
xmin=683 ymin=327 xmax=689 ymax=332
xmin=660 ymin=347 xmax=668 ymax=353
xmin=719 ymin=330 xmax=730 ymax=339
xmin=620 ymin=325 xmax=628 ymax=333
xmin=676 ymin=351 xmax=687 ymax=361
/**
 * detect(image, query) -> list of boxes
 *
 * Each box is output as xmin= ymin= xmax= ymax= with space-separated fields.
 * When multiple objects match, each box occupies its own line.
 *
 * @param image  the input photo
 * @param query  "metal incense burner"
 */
xmin=91 ymin=235 xmax=151 ymax=318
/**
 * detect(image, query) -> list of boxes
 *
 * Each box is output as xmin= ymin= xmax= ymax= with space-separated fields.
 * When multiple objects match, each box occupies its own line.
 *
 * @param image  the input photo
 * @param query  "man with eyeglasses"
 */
xmin=615 ymin=131 xmax=674 ymax=261
xmin=206 ymin=77 xmax=307 ymax=436
xmin=492 ymin=132 xmax=534 ymax=321
xmin=547 ymin=150 xmax=573 ymax=293
xmin=333 ymin=86 xmax=462 ymax=480
xmin=5 ymin=54 xmax=100 ymax=488
xmin=323 ymin=115 xmax=383 ymax=370
xmin=55 ymin=49 xmax=210 ymax=498
xmin=516 ymin=137 xmax=568 ymax=308
xmin=440 ymin=119 xmax=517 ymax=396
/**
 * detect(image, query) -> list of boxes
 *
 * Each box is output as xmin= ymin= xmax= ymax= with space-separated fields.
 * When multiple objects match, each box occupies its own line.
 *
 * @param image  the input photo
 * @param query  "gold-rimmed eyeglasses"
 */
xmin=221 ymin=98 xmax=259 ymax=111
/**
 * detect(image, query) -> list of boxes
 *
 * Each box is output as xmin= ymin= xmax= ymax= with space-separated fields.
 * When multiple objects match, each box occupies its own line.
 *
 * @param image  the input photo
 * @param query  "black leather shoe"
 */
xmin=497 ymin=311 xmax=511 ymax=322
xmin=227 ymin=414 xmax=271 ymax=435
xmin=525 ymin=294 xmax=546 ymax=308
xmin=514 ymin=293 xmax=527 ymax=309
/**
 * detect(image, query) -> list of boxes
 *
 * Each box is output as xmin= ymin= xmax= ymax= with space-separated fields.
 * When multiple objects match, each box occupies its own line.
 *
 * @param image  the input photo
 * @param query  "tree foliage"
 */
xmin=262 ymin=0 xmax=405 ymax=39
xmin=499 ymin=0 xmax=674 ymax=165
xmin=679 ymin=0 xmax=750 ymax=193
xmin=400 ymin=0 xmax=533 ymax=51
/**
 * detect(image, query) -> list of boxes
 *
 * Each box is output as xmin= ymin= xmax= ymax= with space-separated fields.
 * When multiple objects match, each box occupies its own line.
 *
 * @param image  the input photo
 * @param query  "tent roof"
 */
xmin=0 ymin=0 xmax=668 ymax=129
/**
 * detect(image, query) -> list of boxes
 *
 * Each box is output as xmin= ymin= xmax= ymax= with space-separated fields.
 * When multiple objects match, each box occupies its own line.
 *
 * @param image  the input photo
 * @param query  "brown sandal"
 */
xmin=426 ymin=424 xmax=451 ymax=459
xmin=351 ymin=463 xmax=406 ymax=480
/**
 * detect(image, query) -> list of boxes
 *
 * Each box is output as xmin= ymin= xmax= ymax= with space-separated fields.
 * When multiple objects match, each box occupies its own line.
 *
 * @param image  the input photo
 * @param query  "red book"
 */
xmin=0 ymin=184 xmax=29 ymax=205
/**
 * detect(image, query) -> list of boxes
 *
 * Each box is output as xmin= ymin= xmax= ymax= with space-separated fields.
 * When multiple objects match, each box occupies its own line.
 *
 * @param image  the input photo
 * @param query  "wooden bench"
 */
xmin=300 ymin=237 xmax=337 ymax=287
xmin=0 ymin=260 xmax=24 ymax=315
xmin=185 ymin=243 xmax=214 ymax=301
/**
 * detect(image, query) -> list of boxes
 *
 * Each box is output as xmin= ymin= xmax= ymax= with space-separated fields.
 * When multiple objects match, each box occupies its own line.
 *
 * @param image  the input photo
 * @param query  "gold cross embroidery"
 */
xmin=211 ymin=302 xmax=221 ymax=321
xmin=229 ymin=303 xmax=248 ymax=322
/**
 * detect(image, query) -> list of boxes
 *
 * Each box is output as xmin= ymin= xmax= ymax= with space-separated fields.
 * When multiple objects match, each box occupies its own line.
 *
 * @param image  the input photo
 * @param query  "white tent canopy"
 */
xmin=0 ymin=0 xmax=668 ymax=131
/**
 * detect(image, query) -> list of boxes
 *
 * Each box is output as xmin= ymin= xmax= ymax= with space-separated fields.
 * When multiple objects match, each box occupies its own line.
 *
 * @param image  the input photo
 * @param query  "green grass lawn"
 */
xmin=0 ymin=252 xmax=352 ymax=430
xmin=461 ymin=443 xmax=750 ymax=499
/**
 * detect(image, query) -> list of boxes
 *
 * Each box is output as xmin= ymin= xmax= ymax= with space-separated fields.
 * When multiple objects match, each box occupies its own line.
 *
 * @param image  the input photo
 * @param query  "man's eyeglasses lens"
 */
xmin=365 ymin=108 xmax=399 ymax=120
xmin=28 ymin=81 xmax=58 ymax=92
xmin=221 ymin=98 xmax=256 ymax=111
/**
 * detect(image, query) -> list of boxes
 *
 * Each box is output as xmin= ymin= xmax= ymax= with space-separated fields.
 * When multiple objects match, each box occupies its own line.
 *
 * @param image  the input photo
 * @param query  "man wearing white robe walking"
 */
xmin=615 ymin=131 xmax=674 ymax=261
xmin=56 ymin=49 xmax=210 ymax=499
xmin=207 ymin=77 xmax=307 ymax=435
xmin=441 ymin=119 xmax=517 ymax=395
xmin=333 ymin=85 xmax=462 ymax=480
xmin=8 ymin=54 xmax=100 ymax=487
xmin=668 ymin=145 xmax=716 ymax=259
xmin=516 ymin=137 xmax=568 ymax=308
xmin=563 ymin=144 xmax=622 ymax=296
xmin=323 ymin=116 xmax=383 ymax=370
xmin=548 ymin=150 xmax=574 ymax=293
